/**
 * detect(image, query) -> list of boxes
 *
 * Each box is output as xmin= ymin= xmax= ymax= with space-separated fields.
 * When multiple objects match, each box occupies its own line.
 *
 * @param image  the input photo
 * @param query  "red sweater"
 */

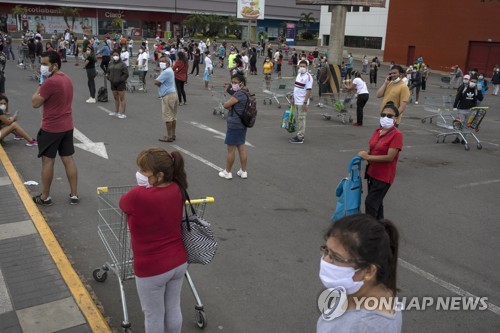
xmin=119 ymin=184 xmax=187 ymax=277
xmin=173 ymin=60 xmax=188 ymax=82
xmin=367 ymin=127 xmax=403 ymax=184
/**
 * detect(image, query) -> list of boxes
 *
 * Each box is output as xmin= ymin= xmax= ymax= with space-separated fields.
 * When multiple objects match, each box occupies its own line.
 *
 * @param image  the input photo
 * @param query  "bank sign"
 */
xmin=296 ymin=0 xmax=386 ymax=7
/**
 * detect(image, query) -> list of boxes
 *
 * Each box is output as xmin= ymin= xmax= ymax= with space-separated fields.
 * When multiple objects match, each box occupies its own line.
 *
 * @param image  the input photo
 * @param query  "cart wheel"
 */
xmin=348 ymin=117 xmax=353 ymax=123
xmin=269 ymin=100 xmax=272 ymax=105
xmin=123 ymin=328 xmax=133 ymax=333
xmin=196 ymin=310 xmax=207 ymax=328
xmin=421 ymin=118 xmax=426 ymax=123
xmin=464 ymin=144 xmax=470 ymax=151
xmin=477 ymin=143 xmax=482 ymax=150
xmin=436 ymin=138 xmax=440 ymax=143
xmin=277 ymin=104 xmax=282 ymax=109
xmin=430 ymin=118 xmax=433 ymax=124
xmin=213 ymin=108 xmax=217 ymax=115
xmin=221 ymin=112 xmax=225 ymax=119
xmin=263 ymin=100 xmax=266 ymax=105
xmin=93 ymin=269 xmax=108 ymax=282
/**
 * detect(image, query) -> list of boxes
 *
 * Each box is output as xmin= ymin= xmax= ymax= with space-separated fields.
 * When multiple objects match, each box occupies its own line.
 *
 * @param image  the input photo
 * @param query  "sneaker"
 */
xmin=33 ymin=194 xmax=53 ymax=206
xmin=25 ymin=140 xmax=38 ymax=146
xmin=108 ymin=112 xmax=117 ymax=117
xmin=118 ymin=113 xmax=127 ymax=119
xmin=289 ymin=136 xmax=304 ymax=144
xmin=353 ymin=123 xmax=362 ymax=127
xmin=138 ymin=87 xmax=144 ymax=91
xmin=415 ymin=101 xmax=419 ymax=105
xmin=86 ymin=97 xmax=96 ymax=103
xmin=237 ymin=169 xmax=248 ymax=179
xmin=218 ymin=170 xmax=233 ymax=179
xmin=69 ymin=194 xmax=79 ymax=205
xmin=13 ymin=135 xmax=23 ymax=140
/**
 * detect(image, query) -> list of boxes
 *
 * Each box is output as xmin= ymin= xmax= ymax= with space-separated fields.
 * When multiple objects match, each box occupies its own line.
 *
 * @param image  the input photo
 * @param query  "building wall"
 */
xmin=384 ymin=0 xmax=500 ymax=72
xmin=319 ymin=2 xmax=390 ymax=50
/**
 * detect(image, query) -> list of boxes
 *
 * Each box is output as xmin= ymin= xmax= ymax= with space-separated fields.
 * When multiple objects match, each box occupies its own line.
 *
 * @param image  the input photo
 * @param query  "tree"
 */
xmin=298 ymin=12 xmax=316 ymax=40
xmin=112 ymin=17 xmax=125 ymax=33
xmin=11 ymin=5 xmax=27 ymax=31
xmin=58 ymin=7 xmax=81 ymax=32
xmin=182 ymin=13 xmax=208 ymax=35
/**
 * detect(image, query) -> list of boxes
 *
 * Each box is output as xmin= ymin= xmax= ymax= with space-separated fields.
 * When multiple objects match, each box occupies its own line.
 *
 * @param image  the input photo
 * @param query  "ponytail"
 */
xmin=378 ymin=219 xmax=400 ymax=295
xmin=170 ymin=151 xmax=188 ymax=190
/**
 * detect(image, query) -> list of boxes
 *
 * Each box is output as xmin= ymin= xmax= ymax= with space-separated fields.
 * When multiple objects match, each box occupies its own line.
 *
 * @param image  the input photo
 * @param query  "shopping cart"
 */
xmin=211 ymin=84 xmax=229 ymax=118
xmin=16 ymin=45 xmax=28 ymax=69
xmin=126 ymin=66 xmax=146 ymax=92
xmin=319 ymin=92 xmax=354 ymax=124
xmin=421 ymin=95 xmax=454 ymax=124
xmin=440 ymin=74 xmax=454 ymax=89
xmin=92 ymin=185 xmax=215 ymax=331
xmin=435 ymin=106 xmax=488 ymax=151
xmin=263 ymin=77 xmax=293 ymax=108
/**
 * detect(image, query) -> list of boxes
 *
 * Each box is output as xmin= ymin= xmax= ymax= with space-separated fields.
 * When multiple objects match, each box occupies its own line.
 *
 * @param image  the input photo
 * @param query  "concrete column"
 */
xmin=328 ymin=5 xmax=347 ymax=66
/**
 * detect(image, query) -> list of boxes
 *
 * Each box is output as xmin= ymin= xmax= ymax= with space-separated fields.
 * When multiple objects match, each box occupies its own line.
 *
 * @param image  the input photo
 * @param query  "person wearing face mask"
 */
xmin=106 ymin=51 xmax=129 ymax=119
xmin=289 ymin=60 xmax=313 ymax=144
xmin=120 ymin=47 xmax=130 ymax=67
xmin=119 ymin=147 xmax=188 ymax=333
xmin=155 ymin=56 xmax=179 ymax=142
xmin=451 ymin=65 xmax=463 ymax=89
xmin=476 ymin=73 xmax=488 ymax=95
xmin=358 ymin=103 xmax=402 ymax=219
xmin=452 ymin=77 xmax=484 ymax=144
xmin=0 ymin=95 xmax=38 ymax=146
xmin=83 ymin=46 xmax=97 ymax=103
xmin=376 ymin=65 xmax=410 ymax=128
xmin=203 ymin=50 xmax=213 ymax=89
xmin=218 ymin=73 xmax=249 ymax=179
xmin=31 ymin=50 xmax=79 ymax=206
xmin=345 ymin=71 xmax=369 ymax=126
xmin=137 ymin=46 xmax=149 ymax=91
xmin=262 ymin=57 xmax=274 ymax=90
xmin=318 ymin=214 xmax=401 ymax=333
xmin=492 ymin=65 xmax=500 ymax=96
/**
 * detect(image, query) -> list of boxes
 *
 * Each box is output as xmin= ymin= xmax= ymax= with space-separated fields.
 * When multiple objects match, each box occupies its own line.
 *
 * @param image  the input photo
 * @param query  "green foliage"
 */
xmin=57 ymin=7 xmax=81 ymax=31
xmin=227 ymin=34 xmax=237 ymax=39
xmin=183 ymin=13 xmax=240 ymax=37
xmin=301 ymin=31 xmax=314 ymax=40
xmin=11 ymin=5 xmax=28 ymax=16
xmin=299 ymin=12 xmax=316 ymax=26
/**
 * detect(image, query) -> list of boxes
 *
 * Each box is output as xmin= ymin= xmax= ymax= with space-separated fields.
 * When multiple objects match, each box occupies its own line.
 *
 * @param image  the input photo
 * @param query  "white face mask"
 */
xmin=40 ymin=65 xmax=51 ymax=77
xmin=463 ymin=79 xmax=469 ymax=84
xmin=298 ymin=67 xmax=307 ymax=74
xmin=469 ymin=82 xmax=476 ymax=88
xmin=319 ymin=258 xmax=364 ymax=295
xmin=478 ymin=76 xmax=484 ymax=80
xmin=135 ymin=171 xmax=151 ymax=188
xmin=113 ymin=56 xmax=119 ymax=61
xmin=0 ymin=105 xmax=6 ymax=111
xmin=392 ymin=76 xmax=401 ymax=83
xmin=231 ymin=83 xmax=241 ymax=92
xmin=159 ymin=62 xmax=167 ymax=69
xmin=380 ymin=116 xmax=395 ymax=129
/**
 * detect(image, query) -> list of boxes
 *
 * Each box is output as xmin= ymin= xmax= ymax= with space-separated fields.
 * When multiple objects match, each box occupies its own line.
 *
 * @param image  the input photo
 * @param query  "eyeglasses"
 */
xmin=380 ymin=113 xmax=395 ymax=119
xmin=320 ymin=245 xmax=365 ymax=265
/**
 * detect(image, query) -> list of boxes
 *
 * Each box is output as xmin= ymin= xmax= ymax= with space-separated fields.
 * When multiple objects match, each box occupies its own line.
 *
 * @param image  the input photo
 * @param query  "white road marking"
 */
xmin=170 ymin=145 xmax=223 ymax=172
xmin=73 ymin=128 xmax=109 ymax=159
xmin=399 ymin=259 xmax=500 ymax=316
xmin=454 ymin=179 xmax=500 ymax=189
xmin=97 ymin=106 xmax=113 ymax=114
xmin=0 ymin=269 xmax=13 ymax=314
xmin=189 ymin=121 xmax=255 ymax=147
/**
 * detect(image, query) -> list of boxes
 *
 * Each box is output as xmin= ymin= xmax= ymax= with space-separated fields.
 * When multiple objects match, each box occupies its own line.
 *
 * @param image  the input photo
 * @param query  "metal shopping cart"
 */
xmin=263 ymin=77 xmax=293 ymax=108
xmin=126 ymin=66 xmax=146 ymax=92
xmin=211 ymin=84 xmax=229 ymax=118
xmin=92 ymin=186 xmax=215 ymax=331
xmin=435 ymin=106 xmax=488 ymax=151
xmin=319 ymin=92 xmax=354 ymax=124
xmin=17 ymin=45 xmax=28 ymax=69
xmin=440 ymin=73 xmax=454 ymax=89
xmin=421 ymin=95 xmax=455 ymax=124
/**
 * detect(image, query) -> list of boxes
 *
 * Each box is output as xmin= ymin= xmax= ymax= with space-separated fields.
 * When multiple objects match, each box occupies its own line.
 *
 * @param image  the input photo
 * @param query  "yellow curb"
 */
xmin=0 ymin=146 xmax=112 ymax=333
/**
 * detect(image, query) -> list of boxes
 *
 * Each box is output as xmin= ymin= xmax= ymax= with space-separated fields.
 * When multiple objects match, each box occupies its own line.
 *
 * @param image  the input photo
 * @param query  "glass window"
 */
xmin=352 ymin=6 xmax=360 ymax=12
xmin=363 ymin=6 xmax=370 ymax=12
xmin=268 ymin=27 xmax=279 ymax=38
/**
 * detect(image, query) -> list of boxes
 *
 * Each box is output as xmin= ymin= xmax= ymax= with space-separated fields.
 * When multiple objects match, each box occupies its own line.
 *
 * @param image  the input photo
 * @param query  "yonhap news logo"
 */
xmin=317 ymin=287 xmax=348 ymax=320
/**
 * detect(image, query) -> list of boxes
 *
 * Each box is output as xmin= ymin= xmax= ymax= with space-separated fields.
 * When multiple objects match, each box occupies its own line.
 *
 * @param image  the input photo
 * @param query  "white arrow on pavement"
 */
xmin=73 ymin=128 xmax=108 ymax=159
xmin=189 ymin=121 xmax=255 ymax=147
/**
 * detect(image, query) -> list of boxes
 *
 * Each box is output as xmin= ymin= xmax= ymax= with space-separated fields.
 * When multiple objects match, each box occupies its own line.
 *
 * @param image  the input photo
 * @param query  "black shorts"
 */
xmin=277 ymin=64 xmax=282 ymax=71
xmin=138 ymin=71 xmax=147 ymax=82
xmin=37 ymin=129 xmax=75 ymax=158
xmin=111 ymin=81 xmax=126 ymax=91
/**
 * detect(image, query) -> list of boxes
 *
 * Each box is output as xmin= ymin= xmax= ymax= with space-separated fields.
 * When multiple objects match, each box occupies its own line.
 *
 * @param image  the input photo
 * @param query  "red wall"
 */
xmin=384 ymin=0 xmax=500 ymax=72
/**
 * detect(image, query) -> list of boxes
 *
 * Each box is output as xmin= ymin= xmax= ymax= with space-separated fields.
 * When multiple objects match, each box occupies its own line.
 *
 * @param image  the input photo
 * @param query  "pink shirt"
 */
xmin=39 ymin=72 xmax=74 ymax=132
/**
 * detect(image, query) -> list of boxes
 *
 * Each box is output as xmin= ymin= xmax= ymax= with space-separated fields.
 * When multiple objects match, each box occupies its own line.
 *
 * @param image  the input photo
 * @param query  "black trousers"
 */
xmin=191 ymin=61 xmax=199 ymax=75
xmin=175 ymin=79 xmax=186 ymax=103
xmin=365 ymin=176 xmax=391 ymax=220
xmin=100 ymin=56 xmax=110 ymax=74
xmin=86 ymin=68 xmax=97 ymax=98
xmin=356 ymin=93 xmax=369 ymax=124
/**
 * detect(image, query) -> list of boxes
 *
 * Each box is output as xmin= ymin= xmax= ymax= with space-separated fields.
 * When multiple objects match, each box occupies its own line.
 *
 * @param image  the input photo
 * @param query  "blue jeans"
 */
xmin=6 ymin=44 xmax=15 ymax=60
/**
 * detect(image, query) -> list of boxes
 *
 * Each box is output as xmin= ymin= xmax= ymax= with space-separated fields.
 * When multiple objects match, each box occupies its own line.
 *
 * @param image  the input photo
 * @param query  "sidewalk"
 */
xmin=0 ymin=146 xmax=111 ymax=333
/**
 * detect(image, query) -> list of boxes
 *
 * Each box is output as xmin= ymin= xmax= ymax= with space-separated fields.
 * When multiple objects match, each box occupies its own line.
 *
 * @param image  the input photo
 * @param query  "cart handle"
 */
xmin=97 ymin=187 xmax=215 ymax=204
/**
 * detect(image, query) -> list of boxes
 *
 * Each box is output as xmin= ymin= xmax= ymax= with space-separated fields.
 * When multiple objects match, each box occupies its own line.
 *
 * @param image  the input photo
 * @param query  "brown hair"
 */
xmin=325 ymin=214 xmax=400 ymax=295
xmin=136 ymin=147 xmax=188 ymax=189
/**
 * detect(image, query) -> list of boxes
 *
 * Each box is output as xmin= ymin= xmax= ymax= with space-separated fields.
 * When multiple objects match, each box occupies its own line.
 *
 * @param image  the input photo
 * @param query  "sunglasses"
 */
xmin=380 ymin=113 xmax=395 ymax=118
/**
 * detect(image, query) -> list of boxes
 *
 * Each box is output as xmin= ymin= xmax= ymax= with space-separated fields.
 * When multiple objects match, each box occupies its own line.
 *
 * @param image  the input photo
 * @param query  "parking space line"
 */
xmin=189 ymin=121 xmax=255 ymax=147
xmin=454 ymin=179 xmax=500 ymax=189
xmin=97 ymin=106 xmax=113 ymax=114
xmin=170 ymin=144 xmax=223 ymax=172
xmin=399 ymin=258 xmax=500 ymax=316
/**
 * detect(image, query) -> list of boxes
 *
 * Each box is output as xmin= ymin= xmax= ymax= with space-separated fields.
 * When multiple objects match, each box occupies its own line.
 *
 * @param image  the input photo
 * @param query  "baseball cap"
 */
xmin=463 ymin=74 xmax=470 ymax=80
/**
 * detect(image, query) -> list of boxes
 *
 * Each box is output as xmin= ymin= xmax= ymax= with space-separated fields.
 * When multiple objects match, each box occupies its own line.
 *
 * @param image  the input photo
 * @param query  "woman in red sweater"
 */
xmin=119 ymin=147 xmax=188 ymax=333
xmin=172 ymin=51 xmax=189 ymax=105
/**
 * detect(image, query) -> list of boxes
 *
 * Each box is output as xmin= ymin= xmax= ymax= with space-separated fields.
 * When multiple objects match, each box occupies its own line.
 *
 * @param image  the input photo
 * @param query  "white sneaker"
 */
xmin=118 ymin=113 xmax=127 ymax=119
xmin=218 ymin=170 xmax=232 ymax=179
xmin=86 ymin=97 xmax=96 ymax=103
xmin=138 ymin=87 xmax=144 ymax=91
xmin=108 ymin=112 xmax=117 ymax=116
xmin=415 ymin=101 xmax=419 ymax=105
xmin=237 ymin=169 xmax=248 ymax=179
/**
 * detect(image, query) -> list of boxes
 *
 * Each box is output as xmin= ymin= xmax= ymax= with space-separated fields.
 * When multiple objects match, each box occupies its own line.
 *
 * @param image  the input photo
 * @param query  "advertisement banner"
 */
xmin=237 ymin=0 xmax=265 ymax=20
xmin=285 ymin=23 xmax=296 ymax=46
xmin=21 ymin=15 xmax=97 ymax=35
xmin=296 ymin=0 xmax=386 ymax=7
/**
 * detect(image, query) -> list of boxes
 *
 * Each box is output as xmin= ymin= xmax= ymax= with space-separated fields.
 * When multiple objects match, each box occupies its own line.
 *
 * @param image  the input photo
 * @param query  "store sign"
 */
xmin=237 ymin=0 xmax=265 ymax=20
xmin=286 ymin=23 xmax=296 ymax=46
xmin=24 ymin=7 xmax=61 ymax=15
xmin=105 ymin=10 xmax=125 ymax=18
xmin=296 ymin=0 xmax=386 ymax=7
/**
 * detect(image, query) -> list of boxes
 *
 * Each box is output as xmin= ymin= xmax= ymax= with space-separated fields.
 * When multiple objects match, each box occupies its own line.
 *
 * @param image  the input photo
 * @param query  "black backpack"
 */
xmin=235 ymin=90 xmax=257 ymax=128
xmin=97 ymin=76 xmax=108 ymax=102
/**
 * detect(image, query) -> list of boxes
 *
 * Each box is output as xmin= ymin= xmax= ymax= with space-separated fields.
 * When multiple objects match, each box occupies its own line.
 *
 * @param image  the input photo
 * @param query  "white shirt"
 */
xmin=120 ymin=50 xmax=130 ymax=66
xmin=128 ymin=40 xmax=133 ymax=48
xmin=274 ymin=51 xmax=280 ymax=62
xmin=205 ymin=56 xmax=213 ymax=70
xmin=242 ymin=55 xmax=249 ymax=70
xmin=293 ymin=72 xmax=313 ymax=105
xmin=352 ymin=77 xmax=369 ymax=94
xmin=138 ymin=51 xmax=148 ymax=71
xmin=200 ymin=42 xmax=206 ymax=53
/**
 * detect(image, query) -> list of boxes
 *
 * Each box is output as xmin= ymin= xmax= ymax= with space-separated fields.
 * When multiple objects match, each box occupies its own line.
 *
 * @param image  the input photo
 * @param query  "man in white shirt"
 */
xmin=345 ymin=70 xmax=370 ymax=126
xmin=127 ymin=37 xmax=133 ymax=56
xmin=273 ymin=49 xmax=280 ymax=73
xmin=120 ymin=47 xmax=130 ymax=67
xmin=199 ymin=40 xmax=206 ymax=64
xmin=137 ymin=47 xmax=149 ymax=90
xmin=290 ymin=60 xmax=313 ymax=144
